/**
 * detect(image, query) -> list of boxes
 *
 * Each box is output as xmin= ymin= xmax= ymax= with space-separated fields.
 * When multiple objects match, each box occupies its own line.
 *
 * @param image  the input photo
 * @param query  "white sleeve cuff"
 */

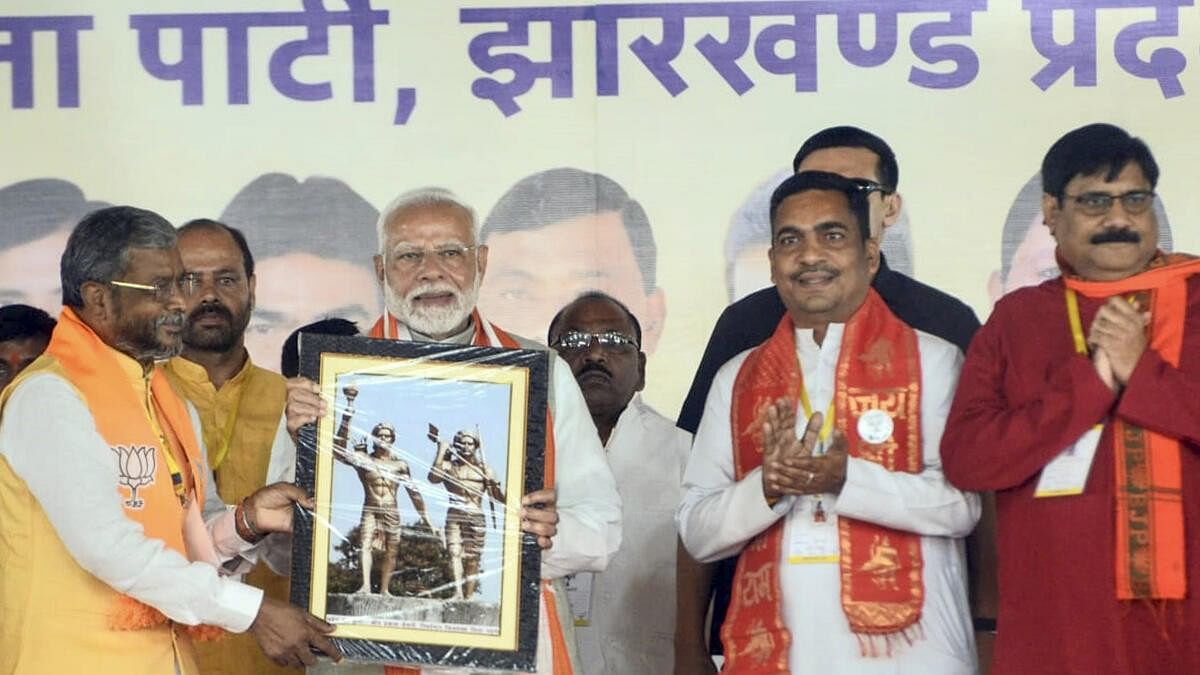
xmin=209 ymin=579 xmax=265 ymax=633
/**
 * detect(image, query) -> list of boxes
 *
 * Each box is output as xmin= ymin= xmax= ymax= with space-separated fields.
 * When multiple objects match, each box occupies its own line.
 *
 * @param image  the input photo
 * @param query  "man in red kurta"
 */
xmin=941 ymin=123 xmax=1200 ymax=675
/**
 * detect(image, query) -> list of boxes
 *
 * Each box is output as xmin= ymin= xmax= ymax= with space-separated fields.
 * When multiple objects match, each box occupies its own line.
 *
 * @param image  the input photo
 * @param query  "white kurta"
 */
xmin=571 ymin=396 xmax=691 ymax=675
xmin=677 ymin=324 xmax=980 ymax=675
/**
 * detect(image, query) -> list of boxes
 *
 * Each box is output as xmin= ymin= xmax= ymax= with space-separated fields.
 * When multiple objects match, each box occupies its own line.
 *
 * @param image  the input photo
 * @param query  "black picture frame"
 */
xmin=290 ymin=333 xmax=548 ymax=671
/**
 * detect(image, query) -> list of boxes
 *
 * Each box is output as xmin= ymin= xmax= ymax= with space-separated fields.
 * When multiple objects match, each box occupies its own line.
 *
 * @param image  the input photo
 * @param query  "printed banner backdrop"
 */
xmin=3 ymin=0 xmax=1199 ymax=414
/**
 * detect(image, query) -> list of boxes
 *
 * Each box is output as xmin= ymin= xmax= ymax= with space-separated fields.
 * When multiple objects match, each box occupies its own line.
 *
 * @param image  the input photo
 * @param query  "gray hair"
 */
xmin=376 ymin=187 xmax=478 ymax=255
xmin=61 ymin=206 xmax=176 ymax=308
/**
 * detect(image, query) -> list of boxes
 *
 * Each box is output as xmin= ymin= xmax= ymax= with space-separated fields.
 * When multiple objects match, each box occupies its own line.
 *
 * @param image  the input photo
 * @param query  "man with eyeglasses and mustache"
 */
xmin=547 ymin=291 xmax=692 ymax=675
xmin=162 ymin=218 xmax=306 ymax=675
xmin=942 ymin=123 xmax=1200 ymax=675
xmin=0 ymin=207 xmax=342 ymax=673
xmin=286 ymin=187 xmax=621 ymax=675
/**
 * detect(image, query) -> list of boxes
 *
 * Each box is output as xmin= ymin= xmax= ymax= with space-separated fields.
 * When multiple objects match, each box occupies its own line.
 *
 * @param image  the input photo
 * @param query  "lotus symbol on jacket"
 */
xmin=112 ymin=445 xmax=157 ymax=508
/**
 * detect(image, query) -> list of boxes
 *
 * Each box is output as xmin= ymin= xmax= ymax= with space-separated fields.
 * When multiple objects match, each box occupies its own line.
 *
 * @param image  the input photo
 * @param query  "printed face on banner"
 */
xmin=246 ymin=254 xmax=379 ymax=369
xmin=999 ymin=214 xmax=1059 ymax=296
xmin=479 ymin=211 xmax=665 ymax=351
xmin=0 ymin=229 xmax=70 ymax=313
xmin=769 ymin=190 xmax=880 ymax=324
xmin=1043 ymin=163 xmax=1158 ymax=282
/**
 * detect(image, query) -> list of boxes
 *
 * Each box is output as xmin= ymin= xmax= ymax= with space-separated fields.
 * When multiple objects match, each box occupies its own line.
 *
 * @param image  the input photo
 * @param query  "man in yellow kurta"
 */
xmin=164 ymin=218 xmax=296 ymax=675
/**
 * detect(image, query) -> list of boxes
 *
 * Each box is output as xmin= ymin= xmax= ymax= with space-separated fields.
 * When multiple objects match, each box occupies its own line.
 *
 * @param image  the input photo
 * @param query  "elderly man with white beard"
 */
xmin=286 ymin=188 xmax=623 ymax=675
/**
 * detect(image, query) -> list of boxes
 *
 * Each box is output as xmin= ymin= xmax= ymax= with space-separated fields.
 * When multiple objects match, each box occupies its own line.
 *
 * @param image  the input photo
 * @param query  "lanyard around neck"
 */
xmin=1065 ymin=288 xmax=1140 ymax=357
xmin=1064 ymin=288 xmax=1089 ymax=357
xmin=797 ymin=381 xmax=836 ymax=442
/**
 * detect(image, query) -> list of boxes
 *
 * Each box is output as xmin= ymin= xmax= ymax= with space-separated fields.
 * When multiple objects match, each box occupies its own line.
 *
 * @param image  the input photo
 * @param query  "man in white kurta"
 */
xmin=287 ymin=188 xmax=621 ymax=675
xmin=677 ymin=172 xmax=979 ymax=674
xmin=548 ymin=292 xmax=692 ymax=674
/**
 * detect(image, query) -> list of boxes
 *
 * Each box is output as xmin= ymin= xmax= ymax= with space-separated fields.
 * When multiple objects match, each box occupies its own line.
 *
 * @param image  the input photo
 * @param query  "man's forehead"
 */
xmin=560 ymin=297 xmax=635 ymax=334
xmin=178 ymin=229 xmax=244 ymax=269
xmin=385 ymin=203 xmax=475 ymax=244
xmin=796 ymin=147 xmax=882 ymax=183
xmin=126 ymin=246 xmax=182 ymax=275
xmin=776 ymin=189 xmax=854 ymax=223
xmin=1066 ymin=162 xmax=1150 ymax=190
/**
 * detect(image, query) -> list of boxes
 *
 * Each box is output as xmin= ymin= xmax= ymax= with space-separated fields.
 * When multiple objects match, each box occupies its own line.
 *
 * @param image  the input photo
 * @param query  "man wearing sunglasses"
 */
xmin=675 ymin=126 xmax=987 ymax=673
xmin=942 ymin=124 xmax=1200 ymax=675
xmin=547 ymin=291 xmax=693 ymax=674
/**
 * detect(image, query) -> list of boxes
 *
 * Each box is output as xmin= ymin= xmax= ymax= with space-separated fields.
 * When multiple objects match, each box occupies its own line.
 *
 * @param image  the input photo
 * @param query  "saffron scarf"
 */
xmin=370 ymin=310 xmax=573 ymax=675
xmin=42 ymin=307 xmax=222 ymax=638
xmin=1061 ymin=252 xmax=1200 ymax=600
xmin=722 ymin=289 xmax=924 ymax=673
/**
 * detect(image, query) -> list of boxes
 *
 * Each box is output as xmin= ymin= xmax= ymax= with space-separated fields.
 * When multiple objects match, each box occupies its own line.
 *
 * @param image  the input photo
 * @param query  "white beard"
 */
xmin=384 ymin=271 xmax=481 ymax=338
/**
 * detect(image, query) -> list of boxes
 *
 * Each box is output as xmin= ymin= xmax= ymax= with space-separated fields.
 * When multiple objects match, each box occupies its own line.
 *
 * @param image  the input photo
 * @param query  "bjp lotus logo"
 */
xmin=112 ymin=445 xmax=157 ymax=509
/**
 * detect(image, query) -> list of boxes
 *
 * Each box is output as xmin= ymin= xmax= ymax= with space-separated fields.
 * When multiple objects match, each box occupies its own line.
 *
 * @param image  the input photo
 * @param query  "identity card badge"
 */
xmin=1035 ymin=424 xmax=1103 ymax=497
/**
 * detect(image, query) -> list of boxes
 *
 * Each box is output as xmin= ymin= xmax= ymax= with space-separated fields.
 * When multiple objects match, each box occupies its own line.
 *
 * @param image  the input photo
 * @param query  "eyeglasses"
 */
xmin=552 ymin=330 xmax=639 ymax=353
xmin=109 ymin=278 xmax=184 ymax=303
xmin=389 ymin=244 xmax=478 ymax=270
xmin=849 ymin=178 xmax=891 ymax=195
xmin=1064 ymin=190 xmax=1156 ymax=216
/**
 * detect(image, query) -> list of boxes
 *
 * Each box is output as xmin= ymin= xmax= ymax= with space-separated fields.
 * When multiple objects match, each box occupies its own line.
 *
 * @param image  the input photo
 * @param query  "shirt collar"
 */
xmin=605 ymin=394 xmax=645 ymax=451
xmin=166 ymin=350 xmax=254 ymax=391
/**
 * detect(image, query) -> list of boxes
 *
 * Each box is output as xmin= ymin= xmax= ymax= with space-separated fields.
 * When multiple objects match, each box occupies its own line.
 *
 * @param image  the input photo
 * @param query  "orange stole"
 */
xmin=723 ymin=290 xmax=924 ymax=673
xmin=1062 ymin=252 xmax=1200 ymax=600
xmin=369 ymin=313 xmax=572 ymax=675
xmin=47 ymin=307 xmax=222 ymax=639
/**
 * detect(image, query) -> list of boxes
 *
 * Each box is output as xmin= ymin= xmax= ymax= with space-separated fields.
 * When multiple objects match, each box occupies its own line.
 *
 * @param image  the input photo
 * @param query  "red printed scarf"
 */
xmin=722 ymin=289 xmax=924 ymax=673
xmin=371 ymin=310 xmax=573 ymax=675
xmin=1062 ymin=252 xmax=1200 ymax=599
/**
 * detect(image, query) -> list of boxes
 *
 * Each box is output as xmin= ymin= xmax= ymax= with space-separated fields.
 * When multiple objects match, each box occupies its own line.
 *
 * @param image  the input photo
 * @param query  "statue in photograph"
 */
xmin=428 ymin=426 xmax=506 ymax=599
xmin=333 ymin=384 xmax=437 ymax=596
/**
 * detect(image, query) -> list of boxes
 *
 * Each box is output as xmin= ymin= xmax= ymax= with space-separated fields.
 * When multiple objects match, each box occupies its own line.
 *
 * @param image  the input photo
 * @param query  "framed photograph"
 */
xmin=290 ymin=334 xmax=548 ymax=672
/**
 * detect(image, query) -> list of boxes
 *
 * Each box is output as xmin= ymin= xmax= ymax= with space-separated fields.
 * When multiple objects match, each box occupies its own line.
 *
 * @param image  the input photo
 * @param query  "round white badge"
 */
xmin=857 ymin=409 xmax=894 ymax=444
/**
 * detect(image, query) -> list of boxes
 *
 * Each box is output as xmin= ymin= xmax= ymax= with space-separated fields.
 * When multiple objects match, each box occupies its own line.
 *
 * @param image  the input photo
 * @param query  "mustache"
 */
xmin=578 ymin=362 xmax=612 ymax=379
xmin=1090 ymin=228 xmax=1142 ymax=245
xmin=156 ymin=312 xmax=184 ymax=329
xmin=406 ymin=282 xmax=460 ymax=302
xmin=789 ymin=265 xmax=840 ymax=280
xmin=188 ymin=302 xmax=233 ymax=323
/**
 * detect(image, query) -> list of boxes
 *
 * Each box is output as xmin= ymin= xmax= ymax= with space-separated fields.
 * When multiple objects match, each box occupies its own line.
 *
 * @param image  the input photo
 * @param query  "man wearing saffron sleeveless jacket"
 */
xmin=0 ymin=207 xmax=340 ymax=674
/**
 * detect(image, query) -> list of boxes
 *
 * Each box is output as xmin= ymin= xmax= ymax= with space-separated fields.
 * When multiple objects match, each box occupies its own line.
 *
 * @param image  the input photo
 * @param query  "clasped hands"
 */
xmin=1088 ymin=296 xmax=1149 ymax=392
xmin=761 ymin=399 xmax=848 ymax=503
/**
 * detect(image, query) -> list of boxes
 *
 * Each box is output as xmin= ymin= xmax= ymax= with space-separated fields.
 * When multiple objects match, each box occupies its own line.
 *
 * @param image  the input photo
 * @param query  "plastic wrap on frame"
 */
xmin=291 ymin=333 xmax=548 ymax=672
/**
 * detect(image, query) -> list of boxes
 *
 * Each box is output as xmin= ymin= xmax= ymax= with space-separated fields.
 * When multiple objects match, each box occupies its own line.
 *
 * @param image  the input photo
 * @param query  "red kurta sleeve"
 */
xmin=1116 ymin=276 xmax=1200 ymax=447
xmin=940 ymin=291 xmax=1117 ymax=491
